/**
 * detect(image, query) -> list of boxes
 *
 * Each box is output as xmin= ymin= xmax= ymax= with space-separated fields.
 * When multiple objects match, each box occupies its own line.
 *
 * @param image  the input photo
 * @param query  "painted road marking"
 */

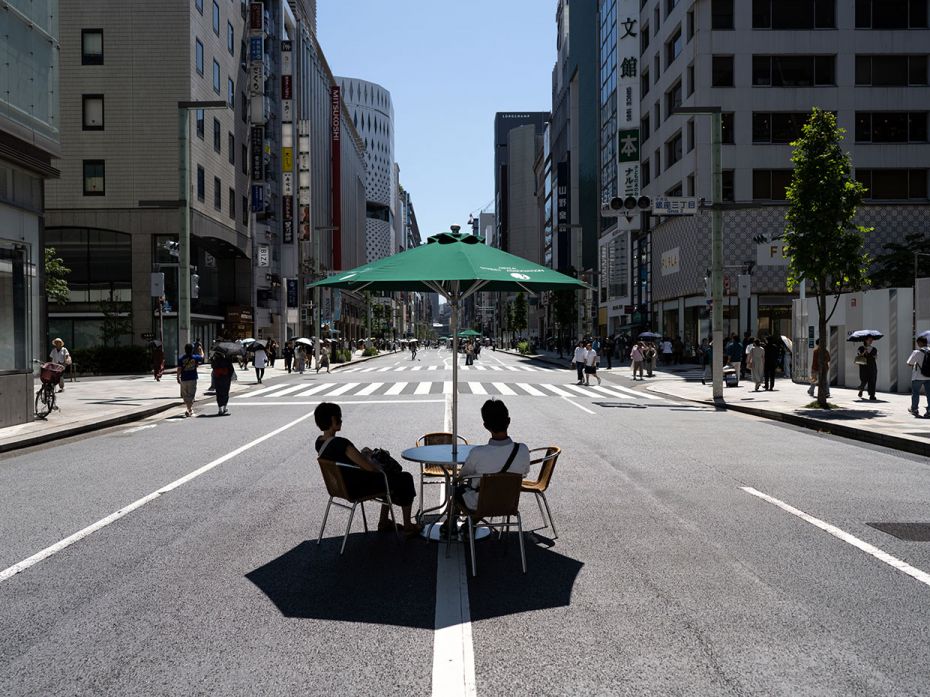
xmin=0 ymin=412 xmax=316 ymax=584
xmin=610 ymin=384 xmax=661 ymax=400
xmin=356 ymin=382 xmax=383 ymax=396
xmin=587 ymin=385 xmax=634 ymax=400
xmin=563 ymin=384 xmax=595 ymax=397
xmin=260 ymin=384 xmax=312 ymax=398
xmin=322 ymin=382 xmax=360 ymax=397
xmin=294 ymin=383 xmax=336 ymax=397
xmin=443 ymin=381 xmax=453 ymax=395
xmin=468 ymin=382 xmax=488 ymax=395
xmin=492 ymin=382 xmax=517 ymax=396
xmin=385 ymin=382 xmax=408 ymax=396
xmin=122 ymin=424 xmax=157 ymax=434
xmin=515 ymin=382 xmax=545 ymax=396
xmin=539 ymin=384 xmax=574 ymax=397
xmin=742 ymin=487 xmax=930 ymax=589
xmin=428 ymin=365 xmax=439 ymax=371
xmin=415 ymin=382 xmax=433 ymax=395
xmin=561 ymin=395 xmax=595 ymax=414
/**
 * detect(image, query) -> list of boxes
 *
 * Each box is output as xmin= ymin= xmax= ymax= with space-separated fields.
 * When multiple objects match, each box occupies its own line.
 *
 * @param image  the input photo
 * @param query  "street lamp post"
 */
xmin=674 ymin=106 xmax=724 ymax=401
xmin=177 ymin=100 xmax=228 ymax=354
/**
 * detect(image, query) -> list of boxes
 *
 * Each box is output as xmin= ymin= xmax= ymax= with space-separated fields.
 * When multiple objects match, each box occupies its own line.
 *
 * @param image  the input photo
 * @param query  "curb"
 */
xmin=504 ymin=349 xmax=930 ymax=458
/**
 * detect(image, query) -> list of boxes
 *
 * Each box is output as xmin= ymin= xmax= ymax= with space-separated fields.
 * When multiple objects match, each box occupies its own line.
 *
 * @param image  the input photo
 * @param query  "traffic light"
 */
xmin=603 ymin=195 xmax=651 ymax=217
xmin=191 ymin=274 xmax=200 ymax=299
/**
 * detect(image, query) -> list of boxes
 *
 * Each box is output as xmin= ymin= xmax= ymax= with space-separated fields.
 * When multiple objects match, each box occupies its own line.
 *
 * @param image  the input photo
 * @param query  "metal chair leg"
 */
xmin=468 ymin=516 xmax=477 ymax=577
xmin=340 ymin=503 xmax=358 ymax=555
xmin=361 ymin=502 xmax=368 ymax=533
xmin=540 ymin=492 xmax=558 ymax=539
xmin=516 ymin=513 xmax=526 ymax=574
xmin=535 ymin=492 xmax=547 ymax=525
xmin=317 ymin=498 xmax=333 ymax=545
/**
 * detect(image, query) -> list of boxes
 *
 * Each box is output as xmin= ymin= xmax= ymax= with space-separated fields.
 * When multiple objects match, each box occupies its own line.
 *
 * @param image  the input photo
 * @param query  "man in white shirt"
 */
xmin=572 ymin=341 xmax=586 ymax=384
xmin=456 ymin=400 xmax=531 ymax=514
xmin=906 ymin=336 xmax=930 ymax=418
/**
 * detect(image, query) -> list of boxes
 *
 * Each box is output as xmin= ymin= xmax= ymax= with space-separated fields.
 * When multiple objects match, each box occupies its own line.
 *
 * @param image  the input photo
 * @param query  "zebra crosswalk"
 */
xmin=339 ymin=363 xmax=554 ymax=374
xmin=234 ymin=379 xmax=658 ymax=401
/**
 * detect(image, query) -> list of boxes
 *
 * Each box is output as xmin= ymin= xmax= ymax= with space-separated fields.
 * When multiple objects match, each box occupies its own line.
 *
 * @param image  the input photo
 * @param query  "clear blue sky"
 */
xmin=317 ymin=0 xmax=555 ymax=242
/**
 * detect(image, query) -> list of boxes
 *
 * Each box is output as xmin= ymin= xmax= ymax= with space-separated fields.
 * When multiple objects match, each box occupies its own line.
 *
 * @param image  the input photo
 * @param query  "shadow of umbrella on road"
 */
xmin=245 ymin=536 xmax=583 ymax=629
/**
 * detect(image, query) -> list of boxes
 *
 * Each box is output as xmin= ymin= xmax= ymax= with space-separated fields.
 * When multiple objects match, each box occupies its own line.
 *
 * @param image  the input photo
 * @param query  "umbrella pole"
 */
xmin=451 ymin=285 xmax=459 ymax=462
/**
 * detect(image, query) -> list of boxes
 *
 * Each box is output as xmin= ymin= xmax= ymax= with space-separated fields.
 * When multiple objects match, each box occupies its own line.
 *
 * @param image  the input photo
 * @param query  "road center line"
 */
xmin=432 ymin=393 xmax=477 ymax=697
xmin=561 ymin=395 xmax=595 ymax=414
xmin=0 ymin=412 xmax=316 ymax=584
xmin=741 ymin=486 xmax=930 ymax=589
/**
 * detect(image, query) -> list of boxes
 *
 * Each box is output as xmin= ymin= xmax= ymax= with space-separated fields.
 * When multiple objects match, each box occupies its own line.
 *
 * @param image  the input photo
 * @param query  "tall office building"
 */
xmin=0 ymin=0 xmax=60 ymax=427
xmin=337 ymin=77 xmax=397 ymax=263
xmin=494 ymin=112 xmax=548 ymax=254
xmin=636 ymin=0 xmax=930 ymax=346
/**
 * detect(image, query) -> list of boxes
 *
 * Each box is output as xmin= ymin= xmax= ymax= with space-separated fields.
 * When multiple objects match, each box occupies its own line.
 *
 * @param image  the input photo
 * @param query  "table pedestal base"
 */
xmin=423 ymin=522 xmax=492 ymax=542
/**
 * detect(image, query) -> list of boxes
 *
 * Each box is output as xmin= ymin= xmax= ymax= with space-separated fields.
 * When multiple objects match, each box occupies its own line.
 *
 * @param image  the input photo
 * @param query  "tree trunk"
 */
xmin=817 ymin=286 xmax=829 ymax=408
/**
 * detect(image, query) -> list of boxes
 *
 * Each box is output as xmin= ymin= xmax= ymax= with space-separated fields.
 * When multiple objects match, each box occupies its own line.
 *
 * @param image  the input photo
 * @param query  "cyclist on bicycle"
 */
xmin=49 ymin=338 xmax=71 ymax=392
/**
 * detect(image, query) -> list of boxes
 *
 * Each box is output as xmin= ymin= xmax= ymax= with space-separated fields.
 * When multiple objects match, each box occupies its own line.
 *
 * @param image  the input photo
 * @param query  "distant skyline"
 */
xmin=318 ymin=0 xmax=555 ymax=243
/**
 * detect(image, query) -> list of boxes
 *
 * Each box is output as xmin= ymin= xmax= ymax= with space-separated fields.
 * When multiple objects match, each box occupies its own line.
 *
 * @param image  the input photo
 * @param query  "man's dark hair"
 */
xmin=314 ymin=402 xmax=341 ymax=430
xmin=481 ymin=399 xmax=510 ymax=433
xmin=918 ymin=337 xmax=928 ymax=347
xmin=184 ymin=343 xmax=193 ymax=354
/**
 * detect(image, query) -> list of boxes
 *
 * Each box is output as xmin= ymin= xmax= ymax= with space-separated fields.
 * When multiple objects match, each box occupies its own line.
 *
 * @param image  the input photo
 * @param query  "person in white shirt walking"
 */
xmin=571 ymin=341 xmax=586 ymax=385
xmin=906 ymin=335 xmax=930 ymax=418
xmin=583 ymin=341 xmax=601 ymax=386
xmin=252 ymin=344 xmax=268 ymax=383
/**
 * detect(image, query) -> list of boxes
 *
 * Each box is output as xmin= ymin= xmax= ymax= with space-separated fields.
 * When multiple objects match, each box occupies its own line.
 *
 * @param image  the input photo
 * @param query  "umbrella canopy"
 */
xmin=308 ymin=231 xmax=588 ymax=454
xmin=293 ymin=337 xmax=313 ymax=346
xmin=213 ymin=341 xmax=245 ymax=356
xmin=780 ymin=335 xmax=793 ymax=352
xmin=251 ymin=340 xmax=267 ymax=350
xmin=639 ymin=331 xmax=661 ymax=340
xmin=846 ymin=329 xmax=883 ymax=342
xmin=241 ymin=337 xmax=256 ymax=345
xmin=917 ymin=330 xmax=930 ymax=341
xmin=457 ymin=329 xmax=481 ymax=337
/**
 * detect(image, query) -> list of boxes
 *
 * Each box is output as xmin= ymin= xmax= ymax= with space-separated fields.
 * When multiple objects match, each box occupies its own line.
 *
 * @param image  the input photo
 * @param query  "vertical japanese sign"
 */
xmin=330 ymin=85 xmax=342 ymax=269
xmin=556 ymin=160 xmax=570 ymax=271
xmin=298 ymin=120 xmax=311 ymax=241
xmin=617 ymin=3 xmax=641 ymax=231
xmin=281 ymin=40 xmax=294 ymax=243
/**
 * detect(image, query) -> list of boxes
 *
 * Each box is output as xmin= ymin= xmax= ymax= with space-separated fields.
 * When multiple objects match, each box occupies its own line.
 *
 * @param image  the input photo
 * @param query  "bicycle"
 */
xmin=35 ymin=362 xmax=64 ymax=419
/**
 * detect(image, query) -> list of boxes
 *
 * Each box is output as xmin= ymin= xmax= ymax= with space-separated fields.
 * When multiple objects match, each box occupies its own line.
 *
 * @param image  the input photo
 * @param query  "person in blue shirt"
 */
xmin=176 ymin=343 xmax=204 ymax=417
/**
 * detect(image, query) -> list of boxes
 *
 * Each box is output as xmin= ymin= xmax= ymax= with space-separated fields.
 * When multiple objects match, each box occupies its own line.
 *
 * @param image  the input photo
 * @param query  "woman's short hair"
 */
xmin=314 ymin=402 xmax=341 ymax=430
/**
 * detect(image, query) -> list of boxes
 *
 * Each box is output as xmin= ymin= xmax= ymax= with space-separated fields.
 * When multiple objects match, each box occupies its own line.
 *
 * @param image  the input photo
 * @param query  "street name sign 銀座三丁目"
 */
xmin=652 ymin=196 xmax=698 ymax=216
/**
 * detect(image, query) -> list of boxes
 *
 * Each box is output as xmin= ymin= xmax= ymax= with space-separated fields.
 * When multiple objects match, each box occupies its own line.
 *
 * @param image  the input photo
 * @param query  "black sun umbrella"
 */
xmin=846 ymin=330 xmax=883 ymax=342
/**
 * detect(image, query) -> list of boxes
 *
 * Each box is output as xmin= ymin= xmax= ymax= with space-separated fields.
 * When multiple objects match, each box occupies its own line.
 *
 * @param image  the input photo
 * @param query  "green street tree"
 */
xmin=784 ymin=108 xmax=871 ymax=408
xmin=513 ymin=292 xmax=528 ymax=338
xmin=505 ymin=302 xmax=514 ymax=342
xmin=45 ymin=247 xmax=70 ymax=305
xmin=870 ymin=232 xmax=930 ymax=289
xmin=552 ymin=289 xmax=576 ymax=345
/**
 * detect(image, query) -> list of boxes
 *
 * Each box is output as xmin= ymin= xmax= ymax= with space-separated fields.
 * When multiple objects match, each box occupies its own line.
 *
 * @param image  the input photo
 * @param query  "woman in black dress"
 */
xmin=857 ymin=337 xmax=878 ymax=400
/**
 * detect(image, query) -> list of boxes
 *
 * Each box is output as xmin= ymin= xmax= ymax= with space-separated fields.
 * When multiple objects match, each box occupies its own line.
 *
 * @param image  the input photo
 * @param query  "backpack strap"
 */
xmin=499 ymin=443 xmax=521 ymax=473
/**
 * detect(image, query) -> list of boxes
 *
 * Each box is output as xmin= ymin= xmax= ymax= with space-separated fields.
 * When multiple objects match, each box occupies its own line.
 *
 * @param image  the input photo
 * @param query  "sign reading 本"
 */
xmin=661 ymin=247 xmax=680 ymax=276
xmin=757 ymin=239 xmax=788 ymax=266
xmin=652 ymin=196 xmax=698 ymax=215
xmin=618 ymin=128 xmax=640 ymax=163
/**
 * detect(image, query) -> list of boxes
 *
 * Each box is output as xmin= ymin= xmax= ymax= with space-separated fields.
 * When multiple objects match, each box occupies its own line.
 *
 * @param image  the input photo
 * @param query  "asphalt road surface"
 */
xmin=2 ymin=346 xmax=930 ymax=696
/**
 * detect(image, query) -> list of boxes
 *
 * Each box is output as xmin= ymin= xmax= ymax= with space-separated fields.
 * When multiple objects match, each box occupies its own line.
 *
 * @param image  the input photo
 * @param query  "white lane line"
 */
xmin=505 ymin=366 xmax=521 ymax=372
xmin=539 ymin=384 xmax=574 ymax=397
xmin=360 ymin=367 xmax=379 ymax=373
xmin=443 ymin=381 xmax=453 ymax=395
xmin=428 ymin=365 xmax=439 ymax=371
xmin=468 ymin=382 xmax=488 ymax=395
xmin=322 ymin=382 xmax=360 ymax=397
xmin=432 ymin=392 xmax=477 ymax=697
xmin=293 ymin=383 xmax=338 ymax=397
xmin=742 ymin=487 xmax=930 ymax=589
xmin=0 ymin=412 xmax=316 ymax=584
xmin=240 ymin=382 xmax=297 ymax=398
xmin=356 ymin=382 xmax=383 ymax=396
xmin=414 ymin=382 xmax=433 ymax=395
xmin=563 ymin=384 xmax=595 ymax=397
xmin=385 ymin=382 xmax=408 ymax=396
xmin=562 ymin=395 xmax=595 ymax=414
xmin=122 ymin=424 xmax=157 ymax=434
xmin=488 ymin=366 xmax=503 ymax=371
xmin=475 ymin=366 xmax=487 ymax=371
xmin=515 ymin=383 xmax=546 ymax=396
xmin=587 ymin=385 xmax=633 ymax=400
xmin=235 ymin=399 xmax=444 ymax=406
xmin=260 ymin=384 xmax=313 ymax=398
xmin=378 ymin=367 xmax=393 ymax=372
xmin=608 ymin=384 xmax=661 ymax=400
xmin=491 ymin=382 xmax=517 ymax=396
xmin=412 ymin=366 xmax=423 ymax=371
xmin=394 ymin=367 xmax=407 ymax=371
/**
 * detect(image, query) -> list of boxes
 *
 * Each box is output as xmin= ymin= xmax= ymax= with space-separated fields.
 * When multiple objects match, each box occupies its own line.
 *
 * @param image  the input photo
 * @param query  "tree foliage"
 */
xmin=870 ymin=232 xmax=930 ymax=289
xmin=783 ymin=108 xmax=871 ymax=406
xmin=98 ymin=294 xmax=133 ymax=348
xmin=45 ymin=247 xmax=70 ymax=305
xmin=513 ymin=292 xmax=528 ymax=337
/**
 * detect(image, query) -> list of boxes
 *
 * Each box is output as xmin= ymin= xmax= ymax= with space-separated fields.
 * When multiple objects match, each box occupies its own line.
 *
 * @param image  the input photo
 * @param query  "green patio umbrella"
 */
xmin=308 ymin=230 xmax=588 ymax=456
xmin=457 ymin=329 xmax=482 ymax=338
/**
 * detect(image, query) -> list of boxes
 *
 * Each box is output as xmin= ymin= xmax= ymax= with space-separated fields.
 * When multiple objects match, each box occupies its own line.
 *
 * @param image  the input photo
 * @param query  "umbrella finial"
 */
xmin=450 ymin=224 xmax=461 ymax=234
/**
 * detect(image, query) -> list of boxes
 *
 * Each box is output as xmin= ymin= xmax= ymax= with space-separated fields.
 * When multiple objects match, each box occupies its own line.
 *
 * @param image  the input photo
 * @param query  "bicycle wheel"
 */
xmin=35 ymin=387 xmax=51 ymax=418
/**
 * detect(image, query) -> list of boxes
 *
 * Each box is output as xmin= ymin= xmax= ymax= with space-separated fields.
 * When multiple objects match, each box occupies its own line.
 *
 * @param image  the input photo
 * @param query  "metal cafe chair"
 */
xmin=522 ymin=446 xmax=561 ymax=539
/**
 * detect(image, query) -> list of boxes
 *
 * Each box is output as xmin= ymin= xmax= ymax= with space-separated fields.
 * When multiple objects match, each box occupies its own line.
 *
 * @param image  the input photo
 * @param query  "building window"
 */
xmin=722 ymin=170 xmax=735 ymax=201
xmin=228 ymin=78 xmax=235 ymax=107
xmin=666 ymin=0 xmax=678 ymax=17
xmin=82 ymin=95 xmax=104 ymax=130
xmin=193 ymin=109 xmax=203 ymax=140
xmin=687 ymin=174 xmax=695 ymax=196
xmin=641 ymin=70 xmax=650 ymax=97
xmin=665 ymin=81 xmax=683 ymax=119
xmin=712 ymin=0 xmax=734 ymax=29
xmin=856 ymin=169 xmax=928 ymax=199
xmin=855 ymin=112 xmax=928 ymax=142
xmin=641 ymin=114 xmax=650 ymax=142
xmin=687 ymin=119 xmax=695 ymax=152
xmin=653 ymin=149 xmax=661 ymax=178
xmin=641 ymin=24 xmax=650 ymax=54
xmin=81 ymin=29 xmax=103 ymax=65
xmin=687 ymin=9 xmax=695 ymax=39
xmin=241 ymin=144 xmax=248 ymax=174
xmin=195 ymin=38 xmax=204 ymax=76
xmin=712 ymin=55 xmax=734 ymax=86
xmin=227 ymin=21 xmax=235 ymax=55
xmin=856 ymin=0 xmax=928 ymax=29
xmin=229 ymin=187 xmax=236 ymax=219
xmin=722 ymin=112 xmax=735 ymax=144
xmin=687 ymin=64 xmax=695 ymax=96
xmin=665 ymin=28 xmax=682 ymax=68
xmin=242 ymin=195 xmax=248 ymax=225
xmin=855 ymin=55 xmax=928 ymax=86
xmin=654 ymin=54 xmax=661 ymax=82
xmin=654 ymin=6 xmax=661 ymax=34
xmin=228 ymin=132 xmax=235 ymax=164
xmin=666 ymin=132 xmax=683 ymax=167
xmin=752 ymin=112 xmax=812 ymax=143
xmin=196 ymin=165 xmax=205 ymax=201
xmin=213 ymin=60 xmax=220 ymax=93
xmin=753 ymin=55 xmax=835 ymax=86
xmin=752 ymin=0 xmax=836 ymax=29
xmin=82 ymin=160 xmax=105 ymax=195
xmin=666 ymin=182 xmax=683 ymax=197
xmin=752 ymin=169 xmax=792 ymax=200
xmin=641 ymin=162 xmax=651 ymax=187
xmin=195 ymin=0 xmax=203 ymax=14
xmin=214 ymin=176 xmax=222 ymax=210
xmin=213 ymin=118 xmax=221 ymax=152
xmin=212 ymin=0 xmax=220 ymax=35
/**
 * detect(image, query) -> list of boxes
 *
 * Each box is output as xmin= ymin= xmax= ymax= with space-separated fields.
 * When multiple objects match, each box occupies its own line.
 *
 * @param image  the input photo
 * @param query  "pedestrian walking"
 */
xmin=176 ymin=343 xmax=204 ymax=417
xmin=253 ymin=344 xmax=268 ymax=383
xmin=808 ymin=339 xmax=831 ymax=398
xmin=748 ymin=339 xmax=765 ymax=391
xmin=630 ymin=342 xmax=645 ymax=381
xmin=211 ymin=349 xmax=236 ymax=415
xmin=295 ymin=344 xmax=306 ymax=374
xmin=701 ymin=340 xmax=713 ymax=385
xmin=316 ymin=344 xmax=331 ymax=374
xmin=49 ymin=338 xmax=71 ymax=392
xmin=725 ymin=335 xmax=743 ymax=385
xmin=583 ymin=341 xmax=601 ymax=386
xmin=644 ymin=342 xmax=657 ymax=377
xmin=660 ymin=338 xmax=673 ymax=365
xmin=603 ymin=336 xmax=614 ymax=369
xmin=572 ymin=341 xmax=586 ymax=384
xmin=151 ymin=343 xmax=165 ymax=382
xmin=282 ymin=341 xmax=294 ymax=373
xmin=763 ymin=336 xmax=780 ymax=391
xmin=267 ymin=340 xmax=278 ymax=368
xmin=856 ymin=338 xmax=878 ymax=400
xmin=906 ymin=335 xmax=930 ymax=418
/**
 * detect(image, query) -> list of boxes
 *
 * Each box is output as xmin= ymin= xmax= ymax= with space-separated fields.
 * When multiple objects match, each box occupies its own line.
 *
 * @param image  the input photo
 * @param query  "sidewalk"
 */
xmin=0 ymin=350 xmax=389 ymax=454
xmin=503 ymin=347 xmax=930 ymax=458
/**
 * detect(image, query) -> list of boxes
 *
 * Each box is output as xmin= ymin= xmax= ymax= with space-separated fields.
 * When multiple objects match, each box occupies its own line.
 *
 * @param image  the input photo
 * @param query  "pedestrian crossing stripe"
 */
xmin=338 ymin=363 xmax=555 ymax=374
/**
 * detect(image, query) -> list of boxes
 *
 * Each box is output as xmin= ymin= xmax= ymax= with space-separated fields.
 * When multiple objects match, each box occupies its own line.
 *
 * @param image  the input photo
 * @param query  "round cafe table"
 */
xmin=400 ymin=444 xmax=491 ymax=542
